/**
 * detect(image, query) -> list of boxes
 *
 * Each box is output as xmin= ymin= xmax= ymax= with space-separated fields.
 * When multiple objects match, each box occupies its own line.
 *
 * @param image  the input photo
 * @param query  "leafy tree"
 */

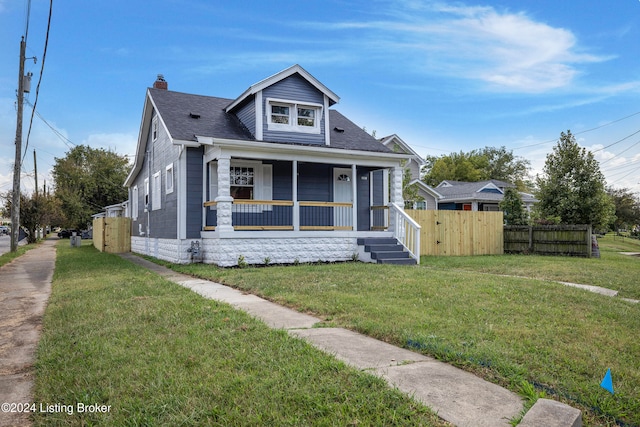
xmin=606 ymin=187 xmax=640 ymax=231
xmin=422 ymin=146 xmax=530 ymax=188
xmin=481 ymin=146 xmax=531 ymax=189
xmin=1 ymin=192 xmax=63 ymax=243
xmin=52 ymin=145 xmax=130 ymax=229
xmin=499 ymin=187 xmax=528 ymax=225
xmin=422 ymin=151 xmax=486 ymax=186
xmin=535 ymin=131 xmax=615 ymax=229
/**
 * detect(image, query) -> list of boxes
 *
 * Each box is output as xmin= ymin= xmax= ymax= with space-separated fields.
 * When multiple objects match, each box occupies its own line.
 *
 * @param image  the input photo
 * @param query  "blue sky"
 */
xmin=1 ymin=0 xmax=639 ymax=197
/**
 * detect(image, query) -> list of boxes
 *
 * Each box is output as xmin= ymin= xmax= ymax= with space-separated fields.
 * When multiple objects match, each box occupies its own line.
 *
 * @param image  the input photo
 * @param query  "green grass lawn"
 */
xmin=164 ymin=236 xmax=640 ymax=426
xmin=0 ymin=241 xmax=35 ymax=268
xmin=420 ymin=234 xmax=640 ymax=300
xmin=33 ymin=241 xmax=447 ymax=426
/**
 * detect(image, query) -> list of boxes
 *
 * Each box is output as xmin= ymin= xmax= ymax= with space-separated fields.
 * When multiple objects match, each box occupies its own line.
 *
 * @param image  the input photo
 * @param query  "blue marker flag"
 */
xmin=600 ymin=368 xmax=614 ymax=394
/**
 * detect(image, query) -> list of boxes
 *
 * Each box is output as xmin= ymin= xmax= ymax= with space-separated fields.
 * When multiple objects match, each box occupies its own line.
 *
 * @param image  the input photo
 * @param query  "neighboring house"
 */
xmin=380 ymin=134 xmax=425 ymax=181
xmin=379 ymin=134 xmax=440 ymax=210
xmin=434 ymin=179 xmax=537 ymax=211
xmin=124 ymin=65 xmax=420 ymax=266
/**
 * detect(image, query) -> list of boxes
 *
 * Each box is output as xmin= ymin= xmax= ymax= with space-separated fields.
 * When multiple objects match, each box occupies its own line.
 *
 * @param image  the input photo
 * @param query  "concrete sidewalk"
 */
xmin=0 ymin=241 xmax=582 ymax=426
xmin=0 ymin=238 xmax=57 ymax=427
xmin=121 ymin=253 xmax=582 ymax=427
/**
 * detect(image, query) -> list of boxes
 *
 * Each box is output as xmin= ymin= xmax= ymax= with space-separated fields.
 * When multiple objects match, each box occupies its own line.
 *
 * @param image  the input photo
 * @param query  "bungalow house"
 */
xmin=124 ymin=65 xmax=420 ymax=266
xmin=434 ymin=179 xmax=537 ymax=211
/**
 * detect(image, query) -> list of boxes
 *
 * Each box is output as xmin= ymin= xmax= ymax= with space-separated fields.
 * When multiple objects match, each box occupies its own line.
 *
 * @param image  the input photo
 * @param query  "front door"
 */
xmin=333 ymin=168 xmax=353 ymax=228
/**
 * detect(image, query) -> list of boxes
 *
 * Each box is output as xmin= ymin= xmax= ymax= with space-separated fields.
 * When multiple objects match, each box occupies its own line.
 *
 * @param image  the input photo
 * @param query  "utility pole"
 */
xmin=34 ymin=149 xmax=40 ymax=240
xmin=10 ymin=37 xmax=26 ymax=252
xmin=33 ymin=149 xmax=38 ymax=196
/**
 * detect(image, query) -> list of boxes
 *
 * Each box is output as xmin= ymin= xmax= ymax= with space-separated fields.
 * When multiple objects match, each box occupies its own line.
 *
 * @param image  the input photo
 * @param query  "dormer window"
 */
xmin=271 ymin=104 xmax=290 ymax=124
xmin=266 ymin=98 xmax=321 ymax=134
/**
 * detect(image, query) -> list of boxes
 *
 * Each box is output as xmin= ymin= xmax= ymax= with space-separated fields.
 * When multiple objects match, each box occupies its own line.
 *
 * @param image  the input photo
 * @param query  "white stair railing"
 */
xmin=389 ymin=203 xmax=421 ymax=264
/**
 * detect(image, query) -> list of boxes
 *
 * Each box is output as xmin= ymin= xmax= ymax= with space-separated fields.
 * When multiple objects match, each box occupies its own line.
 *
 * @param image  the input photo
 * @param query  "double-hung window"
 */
xmin=209 ymin=160 xmax=273 ymax=211
xmin=152 ymin=171 xmax=161 ymax=211
xmin=266 ymin=98 xmax=321 ymax=133
xmin=230 ymin=166 xmax=254 ymax=200
xmin=165 ymin=164 xmax=174 ymax=194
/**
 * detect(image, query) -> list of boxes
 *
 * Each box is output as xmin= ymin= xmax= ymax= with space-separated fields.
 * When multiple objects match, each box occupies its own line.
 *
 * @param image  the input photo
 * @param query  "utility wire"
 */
xmin=23 ymin=0 xmax=53 ymax=162
xmin=590 ymin=129 xmax=640 ymax=153
xmin=513 ymin=111 xmax=640 ymax=150
xmin=24 ymin=0 xmax=32 ymax=42
xmin=24 ymin=99 xmax=77 ymax=149
xmin=599 ymin=139 xmax=640 ymax=165
xmin=608 ymin=167 xmax=640 ymax=185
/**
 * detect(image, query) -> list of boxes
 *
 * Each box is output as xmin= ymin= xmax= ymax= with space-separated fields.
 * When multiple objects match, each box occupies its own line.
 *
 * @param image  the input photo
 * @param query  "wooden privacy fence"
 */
xmin=405 ymin=210 xmax=504 ymax=256
xmin=92 ymin=217 xmax=131 ymax=253
xmin=504 ymin=225 xmax=592 ymax=257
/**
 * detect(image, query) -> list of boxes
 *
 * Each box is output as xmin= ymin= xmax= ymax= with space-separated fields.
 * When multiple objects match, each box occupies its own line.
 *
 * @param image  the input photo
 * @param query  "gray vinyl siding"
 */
xmin=357 ymin=167 xmax=374 ymax=231
xmin=185 ymin=147 xmax=204 ymax=238
xmin=262 ymin=74 xmax=326 ymax=145
xmin=268 ymin=161 xmax=293 ymax=200
xmin=148 ymin=111 xmax=180 ymax=239
xmin=235 ymin=98 xmax=256 ymax=137
xmin=130 ymin=110 xmax=180 ymax=239
xmin=298 ymin=163 xmax=331 ymax=201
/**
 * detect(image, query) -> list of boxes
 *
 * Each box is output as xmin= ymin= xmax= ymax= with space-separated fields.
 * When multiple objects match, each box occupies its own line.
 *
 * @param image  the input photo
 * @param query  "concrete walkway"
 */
xmin=122 ymin=253 xmax=565 ymax=427
xmin=0 ymin=241 xmax=582 ymax=427
xmin=0 ymin=238 xmax=56 ymax=427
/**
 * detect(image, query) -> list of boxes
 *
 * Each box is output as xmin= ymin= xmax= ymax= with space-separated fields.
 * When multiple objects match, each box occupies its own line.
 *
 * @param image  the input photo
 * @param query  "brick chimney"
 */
xmin=153 ymin=74 xmax=168 ymax=90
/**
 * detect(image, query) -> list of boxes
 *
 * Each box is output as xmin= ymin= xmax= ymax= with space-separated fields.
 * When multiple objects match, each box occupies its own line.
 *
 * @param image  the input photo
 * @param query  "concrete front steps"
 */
xmin=357 ymin=237 xmax=417 ymax=265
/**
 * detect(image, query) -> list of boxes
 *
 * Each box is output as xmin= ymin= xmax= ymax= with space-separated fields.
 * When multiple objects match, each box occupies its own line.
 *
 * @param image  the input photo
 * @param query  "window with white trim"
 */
xmin=165 ymin=164 xmax=174 ymax=194
xmin=208 ymin=160 xmax=272 ymax=207
xmin=152 ymin=171 xmax=161 ymax=210
xmin=266 ymin=98 xmax=321 ymax=133
xmin=230 ymin=166 xmax=254 ymax=200
xmin=132 ymin=185 xmax=139 ymax=220
xmin=144 ymin=178 xmax=149 ymax=210
xmin=152 ymin=116 xmax=158 ymax=141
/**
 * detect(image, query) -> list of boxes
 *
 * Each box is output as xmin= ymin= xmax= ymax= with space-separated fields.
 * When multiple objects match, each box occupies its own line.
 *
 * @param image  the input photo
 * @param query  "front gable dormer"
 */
xmin=477 ymin=182 xmax=503 ymax=194
xmin=226 ymin=64 xmax=339 ymax=146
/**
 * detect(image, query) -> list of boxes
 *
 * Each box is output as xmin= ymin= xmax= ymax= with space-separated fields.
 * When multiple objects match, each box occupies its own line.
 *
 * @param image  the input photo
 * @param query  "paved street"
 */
xmin=0 ymin=235 xmax=11 ymax=257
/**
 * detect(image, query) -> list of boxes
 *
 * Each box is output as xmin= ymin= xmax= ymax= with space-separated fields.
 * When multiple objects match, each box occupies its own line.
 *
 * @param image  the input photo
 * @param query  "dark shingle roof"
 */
xmin=436 ymin=180 xmax=537 ymax=203
xmin=149 ymin=88 xmax=392 ymax=153
xmin=328 ymin=110 xmax=393 ymax=153
xmin=150 ymin=88 xmax=252 ymax=142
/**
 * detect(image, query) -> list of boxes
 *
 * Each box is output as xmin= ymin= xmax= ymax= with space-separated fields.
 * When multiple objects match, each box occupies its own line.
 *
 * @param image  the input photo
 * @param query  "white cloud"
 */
xmin=81 ymin=132 xmax=137 ymax=159
xmin=303 ymin=2 xmax=610 ymax=93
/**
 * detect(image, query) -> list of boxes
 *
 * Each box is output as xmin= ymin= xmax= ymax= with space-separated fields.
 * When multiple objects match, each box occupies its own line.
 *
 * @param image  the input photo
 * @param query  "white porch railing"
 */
xmin=389 ymin=203 xmax=421 ymax=264
xmin=203 ymin=200 xmax=354 ymax=231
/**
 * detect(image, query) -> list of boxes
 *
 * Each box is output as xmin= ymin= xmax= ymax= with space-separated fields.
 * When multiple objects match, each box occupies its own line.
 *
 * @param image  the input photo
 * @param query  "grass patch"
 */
xmin=33 ymin=241 xmax=447 ymax=426
xmin=0 ymin=241 xmax=37 ymax=268
xmin=420 ymin=234 xmax=640 ymax=300
xmin=164 ymin=243 xmax=640 ymax=426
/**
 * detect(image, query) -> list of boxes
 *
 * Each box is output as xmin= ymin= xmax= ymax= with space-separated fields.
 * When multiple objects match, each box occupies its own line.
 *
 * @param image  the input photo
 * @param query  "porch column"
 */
xmin=388 ymin=166 xmax=404 ymax=233
xmin=390 ymin=166 xmax=404 ymax=207
xmin=215 ymin=155 xmax=234 ymax=232
xmin=292 ymin=160 xmax=299 ymax=231
xmin=351 ymin=164 xmax=357 ymax=230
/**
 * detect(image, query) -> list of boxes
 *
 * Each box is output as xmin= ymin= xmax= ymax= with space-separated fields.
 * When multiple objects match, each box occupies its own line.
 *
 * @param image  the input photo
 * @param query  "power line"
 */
xmin=599 ymin=138 xmax=640 ymax=165
xmin=513 ymin=111 xmax=640 ymax=150
xmin=23 ymin=0 xmax=53 ymax=162
xmin=23 ymin=0 xmax=32 ymax=43
xmin=608 ymin=167 xmax=640 ymax=186
xmin=591 ymin=129 xmax=640 ymax=153
xmin=24 ymin=99 xmax=77 ymax=149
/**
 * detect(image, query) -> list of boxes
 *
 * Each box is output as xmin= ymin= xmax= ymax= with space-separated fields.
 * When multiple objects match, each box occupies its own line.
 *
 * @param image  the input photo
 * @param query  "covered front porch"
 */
xmin=196 ymin=140 xmax=419 ymax=266
xmin=201 ymin=139 xmax=408 ymax=233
